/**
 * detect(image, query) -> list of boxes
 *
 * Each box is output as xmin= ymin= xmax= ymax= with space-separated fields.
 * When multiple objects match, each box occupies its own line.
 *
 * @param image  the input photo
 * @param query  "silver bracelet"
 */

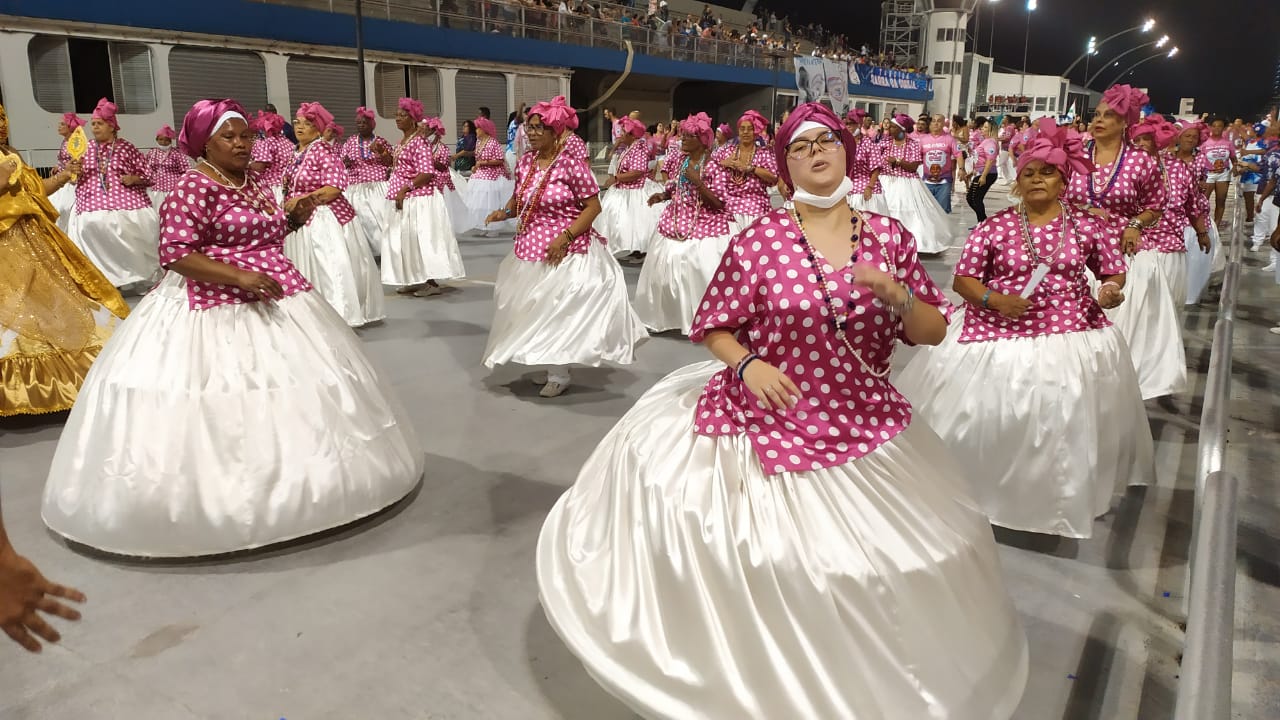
xmin=889 ymin=285 xmax=916 ymax=316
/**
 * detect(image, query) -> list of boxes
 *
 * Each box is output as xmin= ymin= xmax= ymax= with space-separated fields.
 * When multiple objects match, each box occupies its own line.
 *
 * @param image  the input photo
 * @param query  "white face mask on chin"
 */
xmin=790 ymin=176 xmax=854 ymax=209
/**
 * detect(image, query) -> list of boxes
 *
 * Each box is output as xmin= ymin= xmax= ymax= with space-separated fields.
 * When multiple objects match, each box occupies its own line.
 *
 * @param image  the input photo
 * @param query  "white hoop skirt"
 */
xmin=148 ymin=188 xmax=168 ymax=211
xmin=1183 ymin=227 xmax=1214 ymax=305
xmin=283 ymin=206 xmax=386 ymax=327
xmin=441 ymin=187 xmax=472 ymax=236
xmin=633 ymin=232 xmax=733 ymax=333
xmin=482 ymin=240 xmax=647 ymax=369
xmin=347 ymin=181 xmax=390 ymax=257
xmin=68 ymin=207 xmax=162 ymax=289
xmin=382 ymin=193 xmax=466 ymax=287
xmin=895 ymin=319 xmax=1156 ymax=538
xmin=41 ymin=273 xmax=425 ymax=557
xmin=878 ymin=175 xmax=952 ymax=254
xmin=848 ymin=191 xmax=891 ymax=217
xmin=48 ymin=184 xmax=77 ymax=233
xmin=599 ymin=183 xmax=664 ymax=256
xmin=537 ymin=360 xmax=1029 ymax=720
xmin=1103 ymin=249 xmax=1187 ymax=400
xmin=461 ymin=177 xmax=516 ymax=234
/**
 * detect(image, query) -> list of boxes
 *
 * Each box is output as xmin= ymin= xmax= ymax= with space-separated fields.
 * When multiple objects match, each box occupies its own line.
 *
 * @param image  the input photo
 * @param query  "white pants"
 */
xmin=1252 ymin=198 xmax=1277 ymax=249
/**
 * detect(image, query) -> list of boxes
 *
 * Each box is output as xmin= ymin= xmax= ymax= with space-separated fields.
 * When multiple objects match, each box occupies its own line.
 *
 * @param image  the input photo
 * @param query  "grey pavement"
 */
xmin=0 ymin=184 xmax=1276 ymax=719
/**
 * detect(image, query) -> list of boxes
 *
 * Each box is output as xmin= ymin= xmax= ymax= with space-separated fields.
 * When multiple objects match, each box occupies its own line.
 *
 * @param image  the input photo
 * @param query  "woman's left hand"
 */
xmin=120 ymin=174 xmax=144 ymax=187
xmin=1097 ymin=283 xmax=1125 ymax=309
xmin=1121 ymin=227 xmax=1141 ymax=256
xmin=851 ymin=263 xmax=906 ymax=304
xmin=545 ymin=234 xmax=572 ymax=266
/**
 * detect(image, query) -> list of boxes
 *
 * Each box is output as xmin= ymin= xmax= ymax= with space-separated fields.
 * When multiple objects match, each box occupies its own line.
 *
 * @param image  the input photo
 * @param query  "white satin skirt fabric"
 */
xmin=1184 ymin=227 xmax=1214 ymax=305
xmin=68 ymin=207 xmax=162 ymax=289
xmin=461 ymin=177 xmax=516 ymax=234
xmin=347 ymin=181 xmax=391 ymax=256
xmin=441 ymin=187 xmax=472 ymax=236
xmin=599 ymin=183 xmax=664 ymax=256
xmin=41 ymin=273 xmax=425 ymax=557
xmin=147 ymin=188 xmax=168 ymax=211
xmin=1103 ymin=249 xmax=1187 ymax=400
xmin=537 ymin=360 xmax=1029 ymax=720
xmin=633 ymin=232 xmax=733 ymax=333
xmin=848 ymin=191 xmax=891 ymax=217
xmin=895 ymin=318 xmax=1155 ymax=538
xmin=482 ymin=241 xmax=647 ymax=369
xmin=729 ymin=212 xmax=766 ymax=236
xmin=48 ymin=184 xmax=77 ymax=233
xmin=382 ymin=193 xmax=466 ymax=287
xmin=450 ymin=169 xmax=469 ymax=194
xmin=283 ymin=207 xmax=386 ymax=327
xmin=878 ymin=175 xmax=952 ymax=254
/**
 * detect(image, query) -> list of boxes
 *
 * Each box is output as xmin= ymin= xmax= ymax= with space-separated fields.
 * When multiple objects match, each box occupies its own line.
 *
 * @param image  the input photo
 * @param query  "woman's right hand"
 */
xmin=862 ymin=187 xmax=874 ymax=201
xmin=988 ymin=293 xmax=1031 ymax=319
xmin=742 ymin=360 xmax=803 ymax=411
xmin=647 ymin=192 xmax=667 ymax=206
xmin=65 ymin=160 xmax=82 ymax=177
xmin=236 ymin=270 xmax=285 ymax=301
xmin=395 ymin=191 xmax=407 ymax=211
xmin=484 ymin=209 xmax=509 ymax=225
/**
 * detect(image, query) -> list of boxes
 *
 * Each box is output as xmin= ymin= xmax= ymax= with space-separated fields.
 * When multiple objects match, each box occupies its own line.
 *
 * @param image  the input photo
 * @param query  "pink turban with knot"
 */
xmin=845 ymin=108 xmax=867 ymax=125
xmin=155 ymin=124 xmax=176 ymax=140
xmin=679 ymin=112 xmax=714 ymax=148
xmin=329 ymin=123 xmax=345 ymax=139
xmin=717 ymin=123 xmax=734 ymax=138
xmin=889 ymin=113 xmax=914 ymax=134
xmin=178 ymin=98 xmax=249 ymax=159
xmin=1176 ymin=119 xmax=1209 ymax=145
xmin=619 ymin=117 xmax=647 ymax=139
xmin=474 ymin=116 xmax=497 ymax=138
xmin=92 ymin=98 xmax=119 ymax=131
xmin=1131 ymin=113 xmax=1179 ymax=149
xmin=398 ymin=98 xmax=425 ymax=123
xmin=1014 ymin=117 xmax=1093 ymax=179
xmin=772 ymin=102 xmax=855 ymax=192
xmin=255 ymin=110 xmax=286 ymax=135
xmin=1100 ymin=84 xmax=1149 ymax=127
xmin=528 ymin=96 xmax=578 ymax=135
xmin=426 ymin=117 xmax=446 ymax=137
xmin=297 ymin=102 xmax=334 ymax=133
xmin=737 ymin=110 xmax=769 ymax=139
xmin=62 ymin=113 xmax=85 ymax=130
xmin=355 ymin=106 xmax=376 ymax=128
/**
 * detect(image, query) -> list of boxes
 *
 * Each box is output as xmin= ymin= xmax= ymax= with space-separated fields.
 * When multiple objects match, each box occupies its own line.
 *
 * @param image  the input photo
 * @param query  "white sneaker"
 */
xmin=414 ymin=285 xmax=443 ymax=297
xmin=1262 ymin=263 xmax=1276 ymax=272
xmin=1270 ymin=326 xmax=1280 ymax=336
xmin=539 ymin=380 xmax=569 ymax=397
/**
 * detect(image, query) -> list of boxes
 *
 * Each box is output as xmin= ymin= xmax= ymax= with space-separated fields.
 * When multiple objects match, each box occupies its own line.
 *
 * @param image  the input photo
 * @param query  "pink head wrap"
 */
xmin=772 ymin=102 xmax=855 ymax=191
xmin=889 ymin=113 xmax=914 ymax=134
xmin=255 ymin=110 xmax=285 ymax=135
xmin=844 ymin=108 xmax=867 ymax=125
xmin=1176 ymin=119 xmax=1209 ymax=145
xmin=1014 ymin=117 xmax=1093 ymax=179
xmin=398 ymin=98 xmax=425 ymax=123
xmin=296 ymin=101 xmax=334 ymax=133
xmin=426 ymin=117 xmax=446 ymax=137
xmin=178 ymin=98 xmax=249 ymax=159
xmin=92 ymin=98 xmax=119 ymax=131
xmin=355 ymin=106 xmax=376 ymax=128
xmin=619 ymin=117 xmax=647 ymax=139
xmin=156 ymin=124 xmax=176 ymax=140
xmin=329 ymin=123 xmax=345 ymax=139
xmin=679 ymin=112 xmax=714 ymax=149
xmin=528 ymin=96 xmax=578 ymax=135
xmin=1100 ymin=84 xmax=1150 ymax=127
xmin=61 ymin=113 xmax=85 ymax=130
xmin=1131 ymin=113 xmax=1178 ymax=149
xmin=474 ymin=116 xmax=497 ymax=138
xmin=717 ymin=123 xmax=734 ymax=138
xmin=737 ymin=110 xmax=769 ymax=139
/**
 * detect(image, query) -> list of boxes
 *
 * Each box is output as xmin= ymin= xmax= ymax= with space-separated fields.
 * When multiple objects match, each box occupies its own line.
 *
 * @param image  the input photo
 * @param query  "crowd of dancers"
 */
xmin=2 ymin=79 xmax=1277 ymax=718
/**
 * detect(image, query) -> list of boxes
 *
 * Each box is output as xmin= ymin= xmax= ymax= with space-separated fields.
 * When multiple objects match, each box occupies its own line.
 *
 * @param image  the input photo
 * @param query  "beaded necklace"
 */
xmin=787 ymin=202 xmax=897 ymax=378
xmin=671 ymin=150 xmax=706 ymax=241
xmin=1016 ymin=201 xmax=1070 ymax=266
xmin=1087 ymin=139 xmax=1127 ymax=209
xmin=98 ymin=140 xmax=116 ymax=193
xmin=199 ymin=159 xmax=279 ymax=216
xmin=514 ymin=148 xmax=564 ymax=235
xmin=281 ymin=141 xmax=312 ymax=198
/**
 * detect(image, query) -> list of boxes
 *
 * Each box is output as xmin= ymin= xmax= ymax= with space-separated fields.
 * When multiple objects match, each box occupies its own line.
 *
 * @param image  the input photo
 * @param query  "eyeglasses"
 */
xmin=785 ymin=131 xmax=842 ymax=159
xmin=525 ymin=124 xmax=549 ymax=135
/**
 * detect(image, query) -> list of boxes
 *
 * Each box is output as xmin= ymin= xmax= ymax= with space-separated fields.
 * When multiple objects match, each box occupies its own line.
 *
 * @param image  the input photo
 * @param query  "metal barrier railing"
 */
xmin=1174 ymin=184 xmax=1244 ymax=720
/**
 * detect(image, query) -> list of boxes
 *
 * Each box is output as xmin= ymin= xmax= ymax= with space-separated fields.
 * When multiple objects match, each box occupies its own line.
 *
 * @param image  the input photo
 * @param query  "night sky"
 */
xmin=768 ymin=0 xmax=1280 ymax=119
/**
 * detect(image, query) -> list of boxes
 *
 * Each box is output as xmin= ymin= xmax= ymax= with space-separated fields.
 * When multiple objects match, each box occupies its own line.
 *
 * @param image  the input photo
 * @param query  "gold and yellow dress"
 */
xmin=0 ymin=152 xmax=129 ymax=416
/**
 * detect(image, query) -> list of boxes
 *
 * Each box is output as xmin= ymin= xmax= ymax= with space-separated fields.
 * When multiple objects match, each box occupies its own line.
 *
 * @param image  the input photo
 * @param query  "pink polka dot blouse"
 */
xmin=688 ymin=210 xmax=952 ymax=475
xmin=470 ymin=138 xmax=510 ymax=181
xmin=879 ymin=138 xmax=923 ymax=178
xmin=250 ymin=135 xmax=296 ymax=188
xmin=145 ymin=147 xmax=191 ymax=193
xmin=711 ymin=141 xmax=779 ymax=217
xmin=848 ymin=138 xmax=884 ymax=195
xmin=56 ymin=141 xmax=72 ymax=172
xmin=561 ymin=133 xmax=589 ymax=165
xmin=340 ymin=134 xmax=393 ymax=185
xmin=953 ymin=205 xmax=1125 ymax=343
xmin=159 ymin=171 xmax=312 ymax=310
xmin=510 ymin=152 xmax=603 ymax=263
xmin=385 ymin=135 xmax=437 ymax=200
xmin=75 ymin=139 xmax=153 ymax=213
xmin=428 ymin=140 xmax=457 ymax=192
xmin=1141 ymin=155 xmax=1199 ymax=254
xmin=657 ymin=150 xmax=732 ymax=240
xmin=1065 ymin=143 xmax=1165 ymax=229
xmin=612 ymin=140 xmax=652 ymax=190
xmin=283 ymin=141 xmax=356 ymax=227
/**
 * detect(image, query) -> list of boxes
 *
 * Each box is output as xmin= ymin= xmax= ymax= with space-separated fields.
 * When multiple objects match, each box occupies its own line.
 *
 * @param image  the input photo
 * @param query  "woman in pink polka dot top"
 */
xmin=896 ymin=117 xmax=1154 ymax=539
xmin=1171 ymin=120 xmax=1220 ymax=304
xmin=842 ymin=108 xmax=890 ymax=216
xmin=1096 ymin=115 xmax=1203 ymax=400
xmin=877 ymin=113 xmax=952 ymax=254
xmin=460 ymin=115 xmax=516 ymax=236
xmin=279 ymin=101 xmax=385 ymax=327
xmin=42 ymin=99 xmax=424 ymax=558
xmin=47 ymin=112 xmax=84 ymax=232
xmin=341 ymin=106 xmax=394 ymax=257
xmin=633 ymin=112 xmax=736 ymax=334
xmin=480 ymin=97 xmax=646 ymax=398
xmin=381 ymin=98 xmax=465 ymax=297
xmin=422 ymin=116 xmax=471 ymax=236
xmin=712 ymin=110 xmax=779 ymax=233
xmin=248 ymin=110 xmax=294 ymax=205
xmin=68 ymin=98 xmax=162 ymax=292
xmin=145 ymin=124 xmax=191 ymax=210
xmin=598 ymin=116 xmax=665 ymax=262
xmin=538 ymin=103 xmax=1029 ymax=720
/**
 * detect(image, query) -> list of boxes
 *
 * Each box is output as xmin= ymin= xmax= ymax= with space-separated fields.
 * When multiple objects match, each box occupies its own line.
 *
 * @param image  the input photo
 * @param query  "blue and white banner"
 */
xmin=852 ymin=64 xmax=931 ymax=93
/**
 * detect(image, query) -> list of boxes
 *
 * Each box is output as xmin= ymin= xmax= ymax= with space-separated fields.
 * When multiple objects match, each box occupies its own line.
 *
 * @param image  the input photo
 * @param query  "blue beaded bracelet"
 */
xmin=982 ymin=289 xmax=992 ymax=308
xmin=736 ymin=353 xmax=760 ymax=380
